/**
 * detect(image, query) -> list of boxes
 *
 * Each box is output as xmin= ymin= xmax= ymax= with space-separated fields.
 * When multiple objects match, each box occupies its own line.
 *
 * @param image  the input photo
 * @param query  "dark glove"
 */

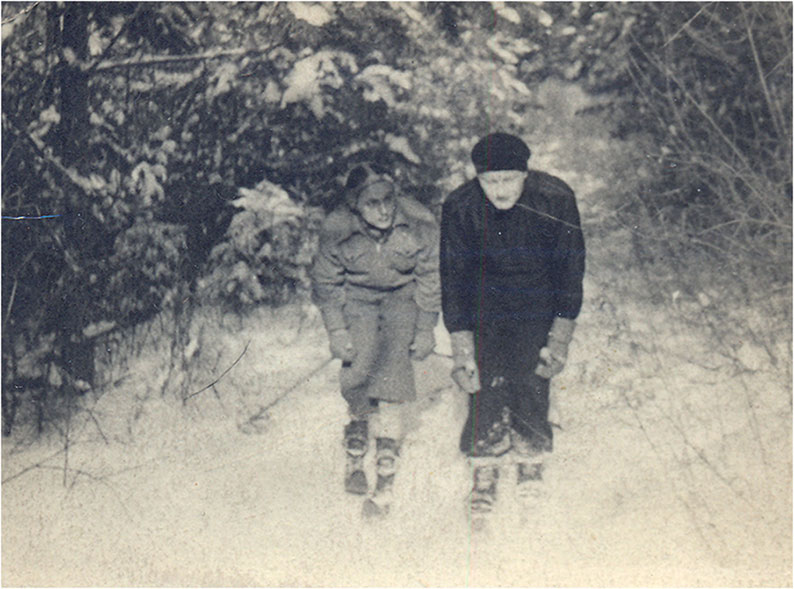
xmin=535 ymin=318 xmax=575 ymax=379
xmin=410 ymin=329 xmax=436 ymax=360
xmin=450 ymin=331 xmax=480 ymax=393
xmin=328 ymin=328 xmax=355 ymax=362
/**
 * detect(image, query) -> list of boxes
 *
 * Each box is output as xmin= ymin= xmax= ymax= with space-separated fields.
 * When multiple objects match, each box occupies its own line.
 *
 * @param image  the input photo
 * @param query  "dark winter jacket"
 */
xmin=311 ymin=195 xmax=442 ymax=332
xmin=440 ymin=171 xmax=585 ymax=333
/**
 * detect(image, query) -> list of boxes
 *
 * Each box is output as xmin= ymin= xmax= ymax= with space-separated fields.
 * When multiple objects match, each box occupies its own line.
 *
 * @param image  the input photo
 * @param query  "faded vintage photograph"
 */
xmin=2 ymin=2 xmax=791 ymax=586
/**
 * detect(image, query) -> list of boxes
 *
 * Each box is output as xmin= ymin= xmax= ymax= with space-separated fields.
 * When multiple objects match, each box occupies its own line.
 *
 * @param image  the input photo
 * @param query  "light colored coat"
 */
xmin=310 ymin=196 xmax=441 ymax=411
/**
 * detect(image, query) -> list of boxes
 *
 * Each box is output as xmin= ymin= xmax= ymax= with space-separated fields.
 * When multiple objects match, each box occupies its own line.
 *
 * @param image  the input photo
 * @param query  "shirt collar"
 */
xmin=393 ymin=203 xmax=410 ymax=228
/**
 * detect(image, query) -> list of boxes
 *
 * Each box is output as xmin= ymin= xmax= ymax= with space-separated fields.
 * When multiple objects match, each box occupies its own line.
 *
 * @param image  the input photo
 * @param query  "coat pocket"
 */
xmin=386 ymin=229 xmax=420 ymax=273
xmin=389 ymin=248 xmax=418 ymax=273
xmin=339 ymin=236 xmax=374 ymax=274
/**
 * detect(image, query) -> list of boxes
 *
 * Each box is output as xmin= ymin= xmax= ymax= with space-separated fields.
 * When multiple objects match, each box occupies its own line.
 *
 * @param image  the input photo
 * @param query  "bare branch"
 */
xmin=92 ymin=45 xmax=274 ymax=73
xmin=1 ymin=2 xmax=40 ymax=25
xmin=84 ymin=4 xmax=145 ymax=75
xmin=1 ymin=114 xmax=97 ymax=198
xmin=632 ymin=36 xmax=754 ymax=174
xmin=741 ymin=5 xmax=787 ymax=141
xmin=182 ymin=340 xmax=250 ymax=404
xmin=2 ymin=447 xmax=66 ymax=484
xmin=660 ymin=3 xmax=711 ymax=49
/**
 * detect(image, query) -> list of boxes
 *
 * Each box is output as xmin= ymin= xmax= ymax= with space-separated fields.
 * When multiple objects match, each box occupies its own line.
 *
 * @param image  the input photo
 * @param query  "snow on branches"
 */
xmin=281 ymin=50 xmax=358 ymax=118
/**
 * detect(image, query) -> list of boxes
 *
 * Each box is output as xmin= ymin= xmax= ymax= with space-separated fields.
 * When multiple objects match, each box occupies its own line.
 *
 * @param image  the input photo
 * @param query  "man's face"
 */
xmin=478 ymin=170 xmax=528 ymax=210
xmin=356 ymin=182 xmax=396 ymax=230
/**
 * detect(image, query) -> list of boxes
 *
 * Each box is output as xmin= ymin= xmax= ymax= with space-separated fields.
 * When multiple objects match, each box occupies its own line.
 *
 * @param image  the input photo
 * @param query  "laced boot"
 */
xmin=470 ymin=463 xmax=498 ymax=513
xmin=466 ymin=461 xmax=499 ymax=531
xmin=511 ymin=427 xmax=546 ymax=500
xmin=344 ymin=420 xmax=369 ymax=495
xmin=362 ymin=437 xmax=398 ymax=518
xmin=516 ymin=459 xmax=544 ymax=500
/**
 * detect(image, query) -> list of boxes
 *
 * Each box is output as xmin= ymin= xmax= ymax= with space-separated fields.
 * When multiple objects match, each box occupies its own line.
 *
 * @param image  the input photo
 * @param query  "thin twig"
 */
xmin=63 ymin=397 xmax=71 ymax=487
xmin=2 ymin=68 xmax=51 ymax=170
xmin=697 ymin=217 xmax=791 ymax=236
xmin=84 ymin=4 xmax=144 ymax=75
xmin=83 ymin=407 xmax=109 ymax=445
xmin=39 ymin=464 xmax=106 ymax=483
xmin=2 ymin=447 xmax=67 ymax=484
xmin=654 ymin=401 xmax=766 ymax=518
xmin=182 ymin=340 xmax=250 ymax=404
xmin=93 ymin=45 xmax=274 ymax=73
xmin=0 ymin=2 xmax=40 ymax=24
xmin=660 ymin=3 xmax=711 ymax=49
xmin=37 ymin=464 xmax=137 ymax=522
xmin=1 ymin=114 xmax=97 ymax=199
xmin=742 ymin=4 xmax=786 ymax=141
xmin=3 ymin=277 xmax=19 ymax=331
xmin=619 ymin=390 xmax=719 ymax=557
xmin=629 ymin=31 xmax=754 ymax=174
xmin=763 ymin=51 xmax=792 ymax=81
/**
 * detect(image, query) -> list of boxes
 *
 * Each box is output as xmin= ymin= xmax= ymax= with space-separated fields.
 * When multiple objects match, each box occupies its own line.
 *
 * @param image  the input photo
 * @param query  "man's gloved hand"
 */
xmin=410 ymin=329 xmax=436 ymax=360
xmin=535 ymin=317 xmax=575 ymax=379
xmin=450 ymin=331 xmax=481 ymax=393
xmin=328 ymin=328 xmax=355 ymax=362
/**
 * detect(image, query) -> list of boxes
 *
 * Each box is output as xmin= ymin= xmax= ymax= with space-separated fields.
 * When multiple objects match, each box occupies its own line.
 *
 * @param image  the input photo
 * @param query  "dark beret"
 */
xmin=471 ymin=133 xmax=531 ymax=173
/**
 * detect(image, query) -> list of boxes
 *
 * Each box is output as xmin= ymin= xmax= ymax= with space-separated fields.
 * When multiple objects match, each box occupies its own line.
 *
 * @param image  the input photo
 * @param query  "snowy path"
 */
xmin=2 ymin=95 xmax=789 ymax=584
xmin=3 ymin=226 xmax=790 ymax=586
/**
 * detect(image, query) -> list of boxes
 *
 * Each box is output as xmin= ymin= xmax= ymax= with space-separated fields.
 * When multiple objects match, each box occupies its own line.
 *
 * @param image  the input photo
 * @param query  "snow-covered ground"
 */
xmin=3 ymin=220 xmax=790 ymax=586
xmin=3 ymin=85 xmax=790 ymax=586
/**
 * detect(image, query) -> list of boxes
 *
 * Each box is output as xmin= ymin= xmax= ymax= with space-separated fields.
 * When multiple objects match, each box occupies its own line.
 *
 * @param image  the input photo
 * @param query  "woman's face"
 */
xmin=356 ymin=181 xmax=396 ymax=230
xmin=478 ymin=170 xmax=528 ymax=210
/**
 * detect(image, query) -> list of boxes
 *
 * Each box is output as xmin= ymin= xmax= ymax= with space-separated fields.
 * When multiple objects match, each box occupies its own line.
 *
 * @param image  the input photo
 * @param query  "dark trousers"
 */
xmin=459 ymin=316 xmax=554 ymax=457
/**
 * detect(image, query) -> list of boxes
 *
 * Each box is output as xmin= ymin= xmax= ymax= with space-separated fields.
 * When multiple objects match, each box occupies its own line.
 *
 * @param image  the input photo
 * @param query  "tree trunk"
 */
xmin=53 ymin=2 xmax=96 ymax=389
xmin=54 ymin=2 xmax=90 ymax=166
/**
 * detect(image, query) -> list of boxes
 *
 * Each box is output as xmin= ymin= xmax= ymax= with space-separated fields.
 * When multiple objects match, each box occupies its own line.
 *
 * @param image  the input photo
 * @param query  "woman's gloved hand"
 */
xmin=328 ymin=328 xmax=355 ymax=362
xmin=410 ymin=329 xmax=436 ymax=360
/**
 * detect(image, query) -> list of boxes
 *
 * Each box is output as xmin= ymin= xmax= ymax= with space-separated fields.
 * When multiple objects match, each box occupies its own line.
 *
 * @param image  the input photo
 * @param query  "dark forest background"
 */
xmin=2 ymin=2 xmax=791 ymax=435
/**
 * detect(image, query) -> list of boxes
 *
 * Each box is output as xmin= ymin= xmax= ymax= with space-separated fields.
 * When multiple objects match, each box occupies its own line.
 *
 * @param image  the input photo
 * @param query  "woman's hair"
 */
xmin=344 ymin=162 xmax=394 ymax=207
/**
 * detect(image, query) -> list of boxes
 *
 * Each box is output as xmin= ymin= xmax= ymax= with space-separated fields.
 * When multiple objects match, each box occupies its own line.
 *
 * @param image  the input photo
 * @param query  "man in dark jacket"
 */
xmin=440 ymin=133 xmax=585 ymax=518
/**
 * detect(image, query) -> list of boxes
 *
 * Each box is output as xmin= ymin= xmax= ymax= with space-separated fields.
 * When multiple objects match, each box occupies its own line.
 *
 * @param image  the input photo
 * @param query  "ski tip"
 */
xmin=362 ymin=498 xmax=390 ymax=519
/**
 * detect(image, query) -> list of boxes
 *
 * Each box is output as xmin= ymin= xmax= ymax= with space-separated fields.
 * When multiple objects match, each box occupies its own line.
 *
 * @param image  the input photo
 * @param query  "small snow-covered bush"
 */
xmin=199 ymin=179 xmax=319 ymax=311
xmin=106 ymin=221 xmax=189 ymax=326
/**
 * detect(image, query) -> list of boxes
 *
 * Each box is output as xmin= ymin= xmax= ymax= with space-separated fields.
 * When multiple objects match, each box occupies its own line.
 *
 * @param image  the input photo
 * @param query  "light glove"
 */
xmin=449 ymin=330 xmax=481 ymax=393
xmin=410 ymin=310 xmax=438 ymax=360
xmin=535 ymin=317 xmax=575 ymax=379
xmin=410 ymin=329 xmax=436 ymax=360
xmin=328 ymin=328 xmax=355 ymax=362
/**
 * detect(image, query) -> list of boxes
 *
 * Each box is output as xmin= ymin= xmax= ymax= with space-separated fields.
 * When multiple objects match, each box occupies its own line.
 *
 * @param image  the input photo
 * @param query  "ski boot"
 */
xmin=511 ymin=427 xmax=547 ymax=501
xmin=467 ymin=461 xmax=499 ymax=532
xmin=515 ymin=459 xmax=544 ymax=500
xmin=362 ymin=437 xmax=398 ymax=518
xmin=344 ymin=420 xmax=369 ymax=495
